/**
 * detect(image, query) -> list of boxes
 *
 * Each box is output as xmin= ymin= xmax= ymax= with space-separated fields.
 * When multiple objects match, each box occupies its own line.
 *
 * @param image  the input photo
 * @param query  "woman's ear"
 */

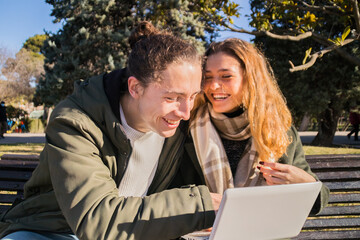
xmin=127 ymin=76 xmax=144 ymax=99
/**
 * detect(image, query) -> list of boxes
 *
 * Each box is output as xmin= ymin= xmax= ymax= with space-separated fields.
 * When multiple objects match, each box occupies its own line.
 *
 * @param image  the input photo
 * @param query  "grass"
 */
xmin=303 ymin=145 xmax=360 ymax=155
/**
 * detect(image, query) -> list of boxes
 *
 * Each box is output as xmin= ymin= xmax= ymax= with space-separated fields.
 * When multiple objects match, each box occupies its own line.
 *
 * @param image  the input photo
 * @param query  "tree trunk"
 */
xmin=311 ymin=108 xmax=340 ymax=146
xmin=299 ymin=113 xmax=311 ymax=131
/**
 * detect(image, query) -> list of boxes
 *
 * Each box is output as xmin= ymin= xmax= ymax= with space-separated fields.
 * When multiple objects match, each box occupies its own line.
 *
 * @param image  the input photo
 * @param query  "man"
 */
xmin=0 ymin=22 xmax=220 ymax=240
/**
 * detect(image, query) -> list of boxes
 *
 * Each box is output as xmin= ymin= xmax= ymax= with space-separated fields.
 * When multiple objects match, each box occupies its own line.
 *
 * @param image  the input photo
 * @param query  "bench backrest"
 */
xmin=295 ymin=154 xmax=360 ymax=239
xmin=0 ymin=159 xmax=38 ymax=214
xmin=1 ymin=154 xmax=360 ymax=239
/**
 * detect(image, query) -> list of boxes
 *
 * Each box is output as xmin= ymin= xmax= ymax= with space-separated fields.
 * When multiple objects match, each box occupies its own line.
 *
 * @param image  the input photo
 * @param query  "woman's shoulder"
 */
xmin=287 ymin=125 xmax=300 ymax=140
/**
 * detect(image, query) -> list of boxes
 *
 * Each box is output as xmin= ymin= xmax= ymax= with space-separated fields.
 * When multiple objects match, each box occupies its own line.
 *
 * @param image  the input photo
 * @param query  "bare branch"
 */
xmin=222 ymin=22 xmax=313 ymax=41
xmin=310 ymin=32 xmax=360 ymax=67
xmin=299 ymin=1 xmax=343 ymax=12
xmin=289 ymin=37 xmax=358 ymax=72
xmin=289 ymin=52 xmax=322 ymax=72
xmin=219 ymin=1 xmax=360 ymax=72
xmin=263 ymin=30 xmax=312 ymax=41
xmin=282 ymin=1 xmax=347 ymax=16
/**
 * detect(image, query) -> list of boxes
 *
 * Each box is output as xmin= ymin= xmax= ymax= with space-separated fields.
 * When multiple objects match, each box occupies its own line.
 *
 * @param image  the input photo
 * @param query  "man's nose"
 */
xmin=177 ymin=99 xmax=192 ymax=120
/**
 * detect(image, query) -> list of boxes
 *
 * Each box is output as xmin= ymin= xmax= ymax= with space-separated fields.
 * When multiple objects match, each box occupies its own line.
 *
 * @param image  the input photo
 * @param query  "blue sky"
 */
xmin=0 ymin=0 xmax=252 ymax=55
xmin=217 ymin=1 xmax=253 ymax=42
xmin=0 ymin=0 xmax=62 ymax=54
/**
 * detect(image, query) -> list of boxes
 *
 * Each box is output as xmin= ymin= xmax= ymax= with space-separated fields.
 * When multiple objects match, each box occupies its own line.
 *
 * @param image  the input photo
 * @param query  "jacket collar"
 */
xmin=103 ymin=68 xmax=129 ymax=121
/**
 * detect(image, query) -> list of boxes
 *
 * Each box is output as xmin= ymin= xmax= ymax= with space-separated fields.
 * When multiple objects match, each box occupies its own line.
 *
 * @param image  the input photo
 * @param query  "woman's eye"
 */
xmin=222 ymin=75 xmax=232 ymax=79
xmin=204 ymin=76 xmax=213 ymax=81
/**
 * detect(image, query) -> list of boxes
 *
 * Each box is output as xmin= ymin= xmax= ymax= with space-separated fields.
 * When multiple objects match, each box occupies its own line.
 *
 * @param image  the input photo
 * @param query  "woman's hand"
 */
xmin=210 ymin=192 xmax=222 ymax=214
xmin=257 ymin=161 xmax=316 ymax=185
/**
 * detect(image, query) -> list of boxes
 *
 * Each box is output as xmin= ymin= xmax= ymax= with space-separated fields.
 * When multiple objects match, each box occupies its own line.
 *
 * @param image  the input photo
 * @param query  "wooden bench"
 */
xmin=0 ymin=154 xmax=359 ymax=239
xmin=0 ymin=154 xmax=40 ymax=161
xmin=0 ymin=157 xmax=38 ymax=215
xmin=295 ymin=154 xmax=360 ymax=239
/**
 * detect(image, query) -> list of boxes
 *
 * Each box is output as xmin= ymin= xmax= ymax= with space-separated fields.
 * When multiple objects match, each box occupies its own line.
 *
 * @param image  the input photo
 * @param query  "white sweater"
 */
xmin=118 ymin=104 xmax=165 ymax=197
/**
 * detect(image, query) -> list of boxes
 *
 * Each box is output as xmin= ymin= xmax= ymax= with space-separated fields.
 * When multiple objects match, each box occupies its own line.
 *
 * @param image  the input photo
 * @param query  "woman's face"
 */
xmin=204 ymin=52 xmax=244 ymax=113
xmin=133 ymin=61 xmax=202 ymax=137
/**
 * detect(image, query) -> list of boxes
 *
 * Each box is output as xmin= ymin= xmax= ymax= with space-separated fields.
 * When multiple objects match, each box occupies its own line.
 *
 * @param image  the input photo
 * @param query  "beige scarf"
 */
xmin=190 ymin=104 xmax=267 ymax=194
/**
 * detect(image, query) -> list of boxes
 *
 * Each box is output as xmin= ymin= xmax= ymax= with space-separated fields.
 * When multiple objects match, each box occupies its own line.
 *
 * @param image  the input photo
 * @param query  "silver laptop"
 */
xmin=183 ymin=182 xmax=322 ymax=240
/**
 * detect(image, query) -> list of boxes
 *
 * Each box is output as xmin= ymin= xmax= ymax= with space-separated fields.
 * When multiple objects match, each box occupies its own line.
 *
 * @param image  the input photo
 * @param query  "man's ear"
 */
xmin=128 ymin=76 xmax=144 ymax=99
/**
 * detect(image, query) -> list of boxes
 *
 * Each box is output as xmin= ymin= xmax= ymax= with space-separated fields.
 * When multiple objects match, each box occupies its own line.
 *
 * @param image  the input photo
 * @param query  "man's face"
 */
xmin=132 ymin=61 xmax=201 ymax=137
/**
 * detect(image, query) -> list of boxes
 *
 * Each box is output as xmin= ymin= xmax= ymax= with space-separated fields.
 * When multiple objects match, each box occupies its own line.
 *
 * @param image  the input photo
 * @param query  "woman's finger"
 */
xmin=259 ymin=166 xmax=287 ymax=180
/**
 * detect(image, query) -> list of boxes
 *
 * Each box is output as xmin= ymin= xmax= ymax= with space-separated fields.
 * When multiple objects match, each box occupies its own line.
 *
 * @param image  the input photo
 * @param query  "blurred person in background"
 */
xmin=348 ymin=109 xmax=359 ymax=141
xmin=0 ymin=101 xmax=7 ymax=138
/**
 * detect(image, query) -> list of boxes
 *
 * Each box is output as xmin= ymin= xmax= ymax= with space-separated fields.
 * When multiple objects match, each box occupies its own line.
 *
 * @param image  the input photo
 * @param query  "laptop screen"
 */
xmin=182 ymin=182 xmax=322 ymax=240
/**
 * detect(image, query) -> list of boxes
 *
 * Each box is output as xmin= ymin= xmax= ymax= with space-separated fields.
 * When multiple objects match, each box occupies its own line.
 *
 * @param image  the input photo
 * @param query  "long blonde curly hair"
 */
xmin=193 ymin=38 xmax=292 ymax=161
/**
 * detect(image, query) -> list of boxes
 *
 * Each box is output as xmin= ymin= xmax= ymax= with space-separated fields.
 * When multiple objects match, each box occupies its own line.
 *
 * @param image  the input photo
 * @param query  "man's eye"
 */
xmin=165 ymin=97 xmax=176 ymax=102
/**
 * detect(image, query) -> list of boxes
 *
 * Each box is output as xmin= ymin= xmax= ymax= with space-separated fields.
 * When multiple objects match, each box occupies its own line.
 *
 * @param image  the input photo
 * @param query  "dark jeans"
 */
xmin=0 ymin=121 xmax=7 ymax=136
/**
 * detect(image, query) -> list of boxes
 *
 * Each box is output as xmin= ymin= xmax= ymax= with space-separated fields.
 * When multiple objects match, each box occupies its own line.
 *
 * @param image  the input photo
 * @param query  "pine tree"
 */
xmin=36 ymin=0 xmax=238 ymax=105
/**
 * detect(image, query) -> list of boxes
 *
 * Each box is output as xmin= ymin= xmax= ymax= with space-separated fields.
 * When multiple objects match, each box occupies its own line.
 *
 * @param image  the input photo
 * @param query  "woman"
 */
xmin=189 ymin=38 xmax=328 ymax=214
xmin=0 ymin=22 xmax=218 ymax=240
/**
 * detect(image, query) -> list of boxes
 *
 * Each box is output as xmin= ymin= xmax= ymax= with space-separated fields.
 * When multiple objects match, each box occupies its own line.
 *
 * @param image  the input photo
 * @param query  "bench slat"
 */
xmin=303 ymin=217 xmax=360 ymax=228
xmin=295 ymin=230 xmax=360 ymax=239
xmin=0 ymin=194 xmax=22 ymax=203
xmin=315 ymin=171 xmax=360 ymax=181
xmin=323 ymin=181 xmax=360 ymax=191
xmin=0 ymin=160 xmax=38 ymax=170
xmin=1 ymin=154 xmax=40 ymax=161
xmin=0 ymin=205 xmax=11 ymax=215
xmin=0 ymin=170 xmax=34 ymax=181
xmin=316 ymin=205 xmax=360 ymax=216
xmin=329 ymin=193 xmax=360 ymax=203
xmin=308 ymin=160 xmax=360 ymax=169
xmin=0 ymin=180 xmax=25 ymax=192
xmin=306 ymin=155 xmax=360 ymax=170
xmin=306 ymin=155 xmax=360 ymax=162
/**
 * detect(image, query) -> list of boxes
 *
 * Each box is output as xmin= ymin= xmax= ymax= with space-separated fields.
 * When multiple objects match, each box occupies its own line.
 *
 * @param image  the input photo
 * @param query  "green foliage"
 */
xmin=6 ymin=105 xmax=27 ymax=119
xmin=23 ymin=34 xmax=47 ymax=59
xmin=250 ymin=0 xmax=354 ymax=36
xmin=28 ymin=119 xmax=45 ymax=133
xmin=255 ymin=36 xmax=360 ymax=129
xmin=302 ymin=47 xmax=312 ymax=65
xmin=329 ymin=26 xmax=352 ymax=45
xmin=35 ymin=0 xmax=239 ymax=105
xmin=249 ymin=0 xmax=360 ymax=145
xmin=303 ymin=146 xmax=360 ymax=155
xmin=1 ymin=34 xmax=47 ymax=103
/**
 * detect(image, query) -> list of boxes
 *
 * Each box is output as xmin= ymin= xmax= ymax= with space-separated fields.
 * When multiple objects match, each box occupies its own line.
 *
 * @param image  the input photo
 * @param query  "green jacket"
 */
xmin=0 ymin=69 xmax=215 ymax=240
xmin=171 ymin=126 xmax=329 ymax=215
